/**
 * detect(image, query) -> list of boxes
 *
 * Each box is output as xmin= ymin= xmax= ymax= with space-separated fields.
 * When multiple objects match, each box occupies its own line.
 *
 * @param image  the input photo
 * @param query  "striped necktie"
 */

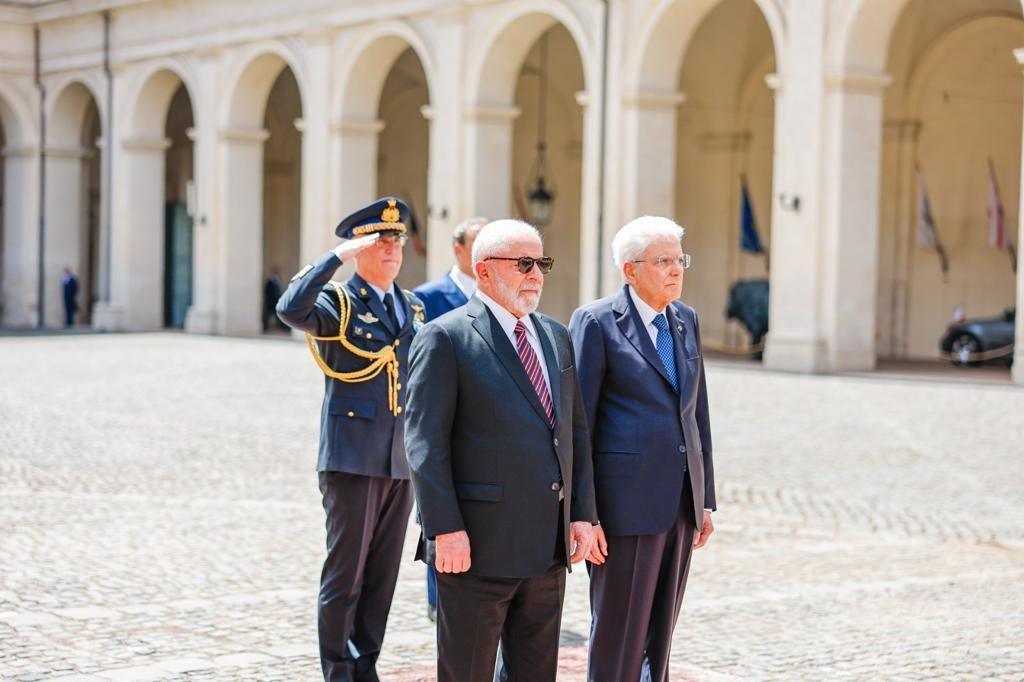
xmin=514 ymin=320 xmax=555 ymax=429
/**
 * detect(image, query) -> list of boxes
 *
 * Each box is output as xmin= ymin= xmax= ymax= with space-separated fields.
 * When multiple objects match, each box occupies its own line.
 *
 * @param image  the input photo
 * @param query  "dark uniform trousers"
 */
xmin=587 ymin=476 xmax=697 ymax=682
xmin=318 ymin=471 xmax=414 ymax=682
xmin=435 ymin=505 xmax=566 ymax=682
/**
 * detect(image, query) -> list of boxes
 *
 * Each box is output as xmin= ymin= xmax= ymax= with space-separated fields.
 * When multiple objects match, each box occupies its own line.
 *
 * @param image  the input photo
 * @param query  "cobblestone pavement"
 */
xmin=1 ymin=333 xmax=1022 ymax=681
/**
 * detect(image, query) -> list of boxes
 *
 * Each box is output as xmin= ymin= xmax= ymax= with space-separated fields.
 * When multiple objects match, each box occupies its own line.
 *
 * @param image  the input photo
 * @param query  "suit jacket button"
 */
xmin=553 ymin=437 xmax=560 ymax=447
xmin=678 ymin=445 xmax=686 ymax=453
xmin=551 ymin=482 xmax=562 ymax=491
xmin=347 ymin=411 xmax=355 ymax=418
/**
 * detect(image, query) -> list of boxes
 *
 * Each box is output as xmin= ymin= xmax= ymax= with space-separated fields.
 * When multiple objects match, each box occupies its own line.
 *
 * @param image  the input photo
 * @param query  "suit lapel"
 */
xmin=667 ymin=304 xmax=691 ymax=400
xmin=614 ymin=286 xmax=674 ymax=389
xmin=531 ymin=313 xmax=562 ymax=424
xmin=467 ymin=298 xmax=551 ymax=427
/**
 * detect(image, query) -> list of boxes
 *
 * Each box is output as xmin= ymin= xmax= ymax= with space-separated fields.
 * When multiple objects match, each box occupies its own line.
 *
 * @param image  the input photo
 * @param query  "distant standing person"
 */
xmin=411 ymin=215 xmax=488 ymax=621
xmin=62 ymin=267 xmax=79 ymax=328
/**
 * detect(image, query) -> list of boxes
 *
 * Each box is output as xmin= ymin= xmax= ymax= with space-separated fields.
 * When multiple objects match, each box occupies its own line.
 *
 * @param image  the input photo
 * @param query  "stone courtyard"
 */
xmin=1 ymin=332 xmax=1022 ymax=681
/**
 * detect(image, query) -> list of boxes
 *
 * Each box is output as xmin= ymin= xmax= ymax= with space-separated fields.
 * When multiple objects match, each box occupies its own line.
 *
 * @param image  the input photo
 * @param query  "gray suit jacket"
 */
xmin=404 ymin=296 xmax=598 ymax=578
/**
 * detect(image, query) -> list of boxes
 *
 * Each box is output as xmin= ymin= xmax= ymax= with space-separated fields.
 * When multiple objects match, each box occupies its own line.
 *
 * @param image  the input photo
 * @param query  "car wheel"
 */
xmin=950 ymin=333 xmax=980 ymax=367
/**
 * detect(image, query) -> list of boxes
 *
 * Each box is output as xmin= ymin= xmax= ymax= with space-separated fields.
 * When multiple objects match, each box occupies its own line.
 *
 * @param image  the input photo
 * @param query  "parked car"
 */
xmin=939 ymin=307 xmax=1015 ymax=367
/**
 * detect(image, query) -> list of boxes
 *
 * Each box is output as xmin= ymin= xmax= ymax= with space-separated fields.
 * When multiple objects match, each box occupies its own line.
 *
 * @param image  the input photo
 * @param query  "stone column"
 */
xmin=185 ymin=50 xmax=223 ymax=334
xmin=0 ymin=146 xmax=39 ymax=327
xmin=218 ymin=127 xmax=269 ymax=335
xmin=621 ymin=89 xmax=685 ymax=221
xmin=463 ymin=105 xmax=519 ymax=220
xmin=1012 ymin=49 xmax=1024 ymax=385
xmin=298 ymin=33 xmax=332 ymax=269
xmin=102 ymin=136 xmax=170 ymax=331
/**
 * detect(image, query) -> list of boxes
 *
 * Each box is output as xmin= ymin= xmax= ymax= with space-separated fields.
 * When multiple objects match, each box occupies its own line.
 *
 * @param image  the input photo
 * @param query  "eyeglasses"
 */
xmin=484 ymin=256 xmax=555 ymax=274
xmin=632 ymin=254 xmax=692 ymax=270
xmin=377 ymin=233 xmax=408 ymax=247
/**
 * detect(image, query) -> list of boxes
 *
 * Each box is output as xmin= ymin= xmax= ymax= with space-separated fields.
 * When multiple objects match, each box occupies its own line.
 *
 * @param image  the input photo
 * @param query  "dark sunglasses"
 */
xmin=484 ymin=256 xmax=555 ymax=275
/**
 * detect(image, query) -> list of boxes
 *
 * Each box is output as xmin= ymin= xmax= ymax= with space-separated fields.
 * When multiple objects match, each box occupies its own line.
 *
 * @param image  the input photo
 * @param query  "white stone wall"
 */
xmin=0 ymin=0 xmax=1022 ymax=383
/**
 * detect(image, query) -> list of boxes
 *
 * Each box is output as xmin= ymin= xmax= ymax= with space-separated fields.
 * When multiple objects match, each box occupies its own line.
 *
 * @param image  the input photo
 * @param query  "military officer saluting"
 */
xmin=277 ymin=197 xmax=426 ymax=682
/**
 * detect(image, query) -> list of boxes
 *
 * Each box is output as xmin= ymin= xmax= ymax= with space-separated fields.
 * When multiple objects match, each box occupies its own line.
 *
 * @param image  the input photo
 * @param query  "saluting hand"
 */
xmin=331 ymin=233 xmax=380 ymax=263
xmin=435 ymin=530 xmax=472 ymax=574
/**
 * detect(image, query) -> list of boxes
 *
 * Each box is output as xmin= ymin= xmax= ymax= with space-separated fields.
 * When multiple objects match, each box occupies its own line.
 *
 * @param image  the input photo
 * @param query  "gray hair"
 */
xmin=472 ymin=219 xmax=542 ymax=265
xmin=452 ymin=216 xmax=489 ymax=245
xmin=611 ymin=216 xmax=685 ymax=268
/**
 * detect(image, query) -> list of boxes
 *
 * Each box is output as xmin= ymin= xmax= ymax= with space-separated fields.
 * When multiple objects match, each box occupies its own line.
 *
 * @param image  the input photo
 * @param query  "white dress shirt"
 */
xmin=366 ymin=281 xmax=405 ymax=328
xmin=628 ymin=285 xmax=667 ymax=346
xmin=475 ymin=289 xmax=551 ymax=391
xmin=449 ymin=266 xmax=477 ymax=299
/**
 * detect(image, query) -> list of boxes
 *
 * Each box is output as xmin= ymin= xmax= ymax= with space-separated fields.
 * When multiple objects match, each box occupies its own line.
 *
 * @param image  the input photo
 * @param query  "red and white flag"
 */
xmin=987 ymin=157 xmax=1008 ymax=250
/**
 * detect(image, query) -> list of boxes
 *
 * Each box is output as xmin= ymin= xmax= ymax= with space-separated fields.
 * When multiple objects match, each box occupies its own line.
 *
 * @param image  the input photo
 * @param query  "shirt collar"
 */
xmin=628 ymin=285 xmax=665 ymax=328
xmin=449 ymin=266 xmax=477 ymax=298
xmin=366 ymin=280 xmax=397 ymax=304
xmin=475 ymin=288 xmax=539 ymax=342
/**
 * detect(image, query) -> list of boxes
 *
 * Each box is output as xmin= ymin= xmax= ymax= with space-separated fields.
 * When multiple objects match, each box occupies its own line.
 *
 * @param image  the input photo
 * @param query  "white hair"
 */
xmin=452 ymin=216 xmax=489 ymax=245
xmin=472 ymin=219 xmax=542 ymax=264
xmin=611 ymin=216 xmax=685 ymax=268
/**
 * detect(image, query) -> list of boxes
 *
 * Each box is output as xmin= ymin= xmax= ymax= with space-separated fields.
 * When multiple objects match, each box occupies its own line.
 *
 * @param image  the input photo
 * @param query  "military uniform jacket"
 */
xmin=277 ymin=251 xmax=423 ymax=479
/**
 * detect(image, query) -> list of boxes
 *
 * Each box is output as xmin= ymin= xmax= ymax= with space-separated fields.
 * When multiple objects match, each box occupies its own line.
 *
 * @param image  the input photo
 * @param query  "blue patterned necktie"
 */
xmin=652 ymin=314 xmax=679 ymax=392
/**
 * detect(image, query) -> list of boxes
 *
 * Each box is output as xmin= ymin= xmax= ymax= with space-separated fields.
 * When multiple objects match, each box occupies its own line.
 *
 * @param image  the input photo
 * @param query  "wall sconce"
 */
xmin=778 ymin=193 xmax=801 ymax=212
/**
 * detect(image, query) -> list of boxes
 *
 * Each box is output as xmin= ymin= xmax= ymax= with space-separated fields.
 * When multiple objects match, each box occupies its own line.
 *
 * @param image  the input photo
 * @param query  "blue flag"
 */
xmin=740 ymin=177 xmax=764 ymax=254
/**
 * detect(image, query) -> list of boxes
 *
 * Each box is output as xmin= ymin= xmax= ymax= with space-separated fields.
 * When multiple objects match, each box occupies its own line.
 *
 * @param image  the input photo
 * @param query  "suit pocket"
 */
xmin=327 ymin=396 xmax=377 ymax=421
xmin=454 ymin=481 xmax=503 ymax=502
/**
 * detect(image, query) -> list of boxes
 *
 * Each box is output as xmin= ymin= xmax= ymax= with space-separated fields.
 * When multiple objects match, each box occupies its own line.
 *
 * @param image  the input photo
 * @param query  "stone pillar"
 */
xmin=0 ymin=146 xmax=39 ymax=327
xmin=621 ymin=90 xmax=685 ymax=221
xmin=1012 ymin=49 xmax=1024 ymax=385
xmin=335 ymin=118 xmax=385 ymax=222
xmin=463 ymin=105 xmax=519 ymax=219
xmin=298 ymin=34 xmax=332 ymax=269
xmin=185 ymin=51 xmax=222 ymax=334
xmin=101 ymin=136 xmax=170 ymax=331
xmin=218 ymin=127 xmax=269 ymax=336
xmin=818 ymin=71 xmax=890 ymax=371
xmin=424 ymin=11 xmax=465 ymax=281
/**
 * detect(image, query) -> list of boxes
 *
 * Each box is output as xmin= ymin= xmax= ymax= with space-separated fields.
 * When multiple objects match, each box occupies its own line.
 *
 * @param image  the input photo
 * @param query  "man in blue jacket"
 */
xmin=569 ymin=216 xmax=716 ymax=682
xmin=277 ymin=197 xmax=425 ymax=682
xmin=411 ymin=215 xmax=486 ymax=620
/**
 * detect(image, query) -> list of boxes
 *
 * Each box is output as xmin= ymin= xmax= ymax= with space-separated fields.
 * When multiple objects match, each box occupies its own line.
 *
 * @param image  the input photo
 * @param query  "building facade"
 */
xmin=1 ymin=0 xmax=1023 ymax=384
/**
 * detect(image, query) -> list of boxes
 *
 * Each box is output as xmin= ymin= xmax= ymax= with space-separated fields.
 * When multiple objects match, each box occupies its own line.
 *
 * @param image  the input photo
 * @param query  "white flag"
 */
xmin=987 ymin=158 xmax=1008 ymax=250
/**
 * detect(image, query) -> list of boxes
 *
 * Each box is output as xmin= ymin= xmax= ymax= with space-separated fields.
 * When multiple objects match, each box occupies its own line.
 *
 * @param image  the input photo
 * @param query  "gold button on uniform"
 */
xmin=366 ymin=333 xmax=373 ymax=339
xmin=396 ymin=406 xmax=403 ymax=414
xmin=347 ymin=411 xmax=355 ymax=417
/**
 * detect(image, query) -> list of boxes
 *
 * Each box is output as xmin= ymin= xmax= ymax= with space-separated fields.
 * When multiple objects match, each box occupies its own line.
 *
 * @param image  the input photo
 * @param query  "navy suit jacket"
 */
xmin=569 ymin=286 xmax=715 ymax=535
xmin=276 ymin=251 xmax=423 ymax=479
xmin=412 ymin=273 xmax=468 ymax=322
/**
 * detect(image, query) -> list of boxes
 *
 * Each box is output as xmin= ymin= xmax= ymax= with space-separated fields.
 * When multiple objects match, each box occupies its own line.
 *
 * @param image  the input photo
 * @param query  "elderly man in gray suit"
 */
xmin=569 ymin=216 xmax=715 ymax=682
xmin=405 ymin=219 xmax=598 ymax=682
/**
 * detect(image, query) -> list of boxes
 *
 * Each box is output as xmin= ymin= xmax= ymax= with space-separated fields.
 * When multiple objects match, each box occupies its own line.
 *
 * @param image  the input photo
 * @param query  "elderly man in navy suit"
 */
xmin=277 ymin=197 xmax=425 ymax=682
xmin=569 ymin=216 xmax=716 ymax=682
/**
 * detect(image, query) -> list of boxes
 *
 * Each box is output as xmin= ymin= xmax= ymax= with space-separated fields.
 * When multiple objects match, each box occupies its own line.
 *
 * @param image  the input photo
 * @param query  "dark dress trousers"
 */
xmin=405 ymin=296 xmax=598 ymax=681
xmin=412 ymin=272 xmax=468 ymax=323
xmin=277 ymin=251 xmax=422 ymax=682
xmin=569 ymin=285 xmax=715 ymax=682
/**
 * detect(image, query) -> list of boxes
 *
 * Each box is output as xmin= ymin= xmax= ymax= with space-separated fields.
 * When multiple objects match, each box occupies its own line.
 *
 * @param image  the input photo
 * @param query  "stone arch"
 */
xmin=222 ymin=42 xmax=307 ymax=132
xmin=125 ymin=60 xmax=200 ymax=139
xmin=628 ymin=0 xmax=784 ymax=95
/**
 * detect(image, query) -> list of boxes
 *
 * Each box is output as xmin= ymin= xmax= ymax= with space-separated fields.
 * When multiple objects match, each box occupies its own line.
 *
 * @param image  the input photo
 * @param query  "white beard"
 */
xmin=493 ymin=277 xmax=541 ymax=317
